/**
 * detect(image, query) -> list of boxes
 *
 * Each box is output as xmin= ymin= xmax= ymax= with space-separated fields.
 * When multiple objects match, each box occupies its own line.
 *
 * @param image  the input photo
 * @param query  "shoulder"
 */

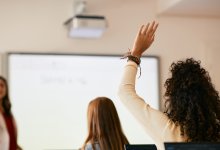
xmin=163 ymin=120 xmax=187 ymax=142
xmin=84 ymin=143 xmax=92 ymax=150
xmin=84 ymin=142 xmax=100 ymax=150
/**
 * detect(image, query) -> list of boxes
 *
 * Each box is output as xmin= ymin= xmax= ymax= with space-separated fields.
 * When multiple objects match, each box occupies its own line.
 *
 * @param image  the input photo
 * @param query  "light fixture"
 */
xmin=64 ymin=0 xmax=107 ymax=39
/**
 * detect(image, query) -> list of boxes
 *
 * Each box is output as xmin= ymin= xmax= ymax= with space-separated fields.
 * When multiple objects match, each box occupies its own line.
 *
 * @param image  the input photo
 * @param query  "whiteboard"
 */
xmin=7 ymin=53 xmax=160 ymax=150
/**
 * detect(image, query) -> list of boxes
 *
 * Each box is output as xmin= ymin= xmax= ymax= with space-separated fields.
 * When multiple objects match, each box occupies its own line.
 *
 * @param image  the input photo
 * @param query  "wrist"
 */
xmin=121 ymin=49 xmax=141 ymax=66
xmin=131 ymin=51 xmax=141 ymax=59
xmin=127 ymin=55 xmax=141 ymax=66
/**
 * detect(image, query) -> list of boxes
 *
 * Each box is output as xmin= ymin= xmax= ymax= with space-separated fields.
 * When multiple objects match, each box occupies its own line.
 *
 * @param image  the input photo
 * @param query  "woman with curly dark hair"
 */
xmin=118 ymin=21 xmax=220 ymax=150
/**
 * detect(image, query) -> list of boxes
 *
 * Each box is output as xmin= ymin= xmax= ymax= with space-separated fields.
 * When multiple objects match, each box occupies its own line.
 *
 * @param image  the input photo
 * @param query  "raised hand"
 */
xmin=131 ymin=21 xmax=159 ymax=58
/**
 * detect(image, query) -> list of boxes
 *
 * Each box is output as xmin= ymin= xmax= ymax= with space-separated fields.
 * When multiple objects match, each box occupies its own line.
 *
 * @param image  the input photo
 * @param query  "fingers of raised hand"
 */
xmin=139 ymin=21 xmax=158 ymax=37
xmin=151 ymin=22 xmax=159 ymax=35
xmin=139 ymin=23 xmax=149 ymax=35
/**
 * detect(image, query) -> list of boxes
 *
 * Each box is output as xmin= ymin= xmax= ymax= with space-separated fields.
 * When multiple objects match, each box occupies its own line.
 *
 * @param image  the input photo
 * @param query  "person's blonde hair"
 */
xmin=82 ymin=97 xmax=129 ymax=150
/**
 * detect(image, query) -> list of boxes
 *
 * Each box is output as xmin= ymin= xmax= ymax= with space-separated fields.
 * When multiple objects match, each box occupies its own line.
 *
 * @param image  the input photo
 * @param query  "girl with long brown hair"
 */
xmin=81 ymin=97 xmax=129 ymax=150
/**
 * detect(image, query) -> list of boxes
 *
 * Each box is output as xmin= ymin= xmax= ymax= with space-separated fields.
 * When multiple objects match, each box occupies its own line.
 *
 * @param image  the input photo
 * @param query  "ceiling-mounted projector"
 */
xmin=64 ymin=0 xmax=107 ymax=38
xmin=64 ymin=14 xmax=107 ymax=38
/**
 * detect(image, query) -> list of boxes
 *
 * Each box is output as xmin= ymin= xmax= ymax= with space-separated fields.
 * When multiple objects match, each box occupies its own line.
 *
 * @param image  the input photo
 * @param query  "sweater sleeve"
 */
xmin=118 ymin=61 xmax=170 ymax=148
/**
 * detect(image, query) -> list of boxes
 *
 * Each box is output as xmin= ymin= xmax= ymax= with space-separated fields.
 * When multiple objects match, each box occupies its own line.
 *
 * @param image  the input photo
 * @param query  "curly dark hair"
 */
xmin=164 ymin=58 xmax=220 ymax=142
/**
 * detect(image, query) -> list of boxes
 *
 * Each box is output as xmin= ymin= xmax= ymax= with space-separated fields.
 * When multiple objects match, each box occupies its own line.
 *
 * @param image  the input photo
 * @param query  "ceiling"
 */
xmin=82 ymin=0 xmax=220 ymax=18
xmin=157 ymin=0 xmax=220 ymax=18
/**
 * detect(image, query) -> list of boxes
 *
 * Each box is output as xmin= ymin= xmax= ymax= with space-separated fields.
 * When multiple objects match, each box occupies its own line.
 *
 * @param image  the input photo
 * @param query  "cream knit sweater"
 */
xmin=118 ymin=61 xmax=186 ymax=150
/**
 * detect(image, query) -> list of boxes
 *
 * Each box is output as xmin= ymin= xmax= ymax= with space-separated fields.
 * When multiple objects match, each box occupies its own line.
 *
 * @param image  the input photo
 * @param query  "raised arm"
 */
xmin=118 ymin=21 xmax=169 ymax=150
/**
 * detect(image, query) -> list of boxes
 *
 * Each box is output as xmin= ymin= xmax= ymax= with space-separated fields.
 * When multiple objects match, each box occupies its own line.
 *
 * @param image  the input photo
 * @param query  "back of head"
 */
xmin=164 ymin=58 xmax=220 ymax=142
xmin=83 ymin=97 xmax=128 ymax=150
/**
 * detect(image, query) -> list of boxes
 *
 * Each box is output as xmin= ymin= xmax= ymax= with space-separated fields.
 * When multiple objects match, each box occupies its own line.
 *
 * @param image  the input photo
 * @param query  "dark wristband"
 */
xmin=127 ymin=55 xmax=141 ymax=65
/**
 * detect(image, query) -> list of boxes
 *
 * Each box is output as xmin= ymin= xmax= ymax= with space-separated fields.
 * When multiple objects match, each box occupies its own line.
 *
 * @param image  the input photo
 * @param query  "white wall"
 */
xmin=1 ymin=0 xmax=219 ymax=98
xmin=0 ymin=0 xmax=220 ymax=141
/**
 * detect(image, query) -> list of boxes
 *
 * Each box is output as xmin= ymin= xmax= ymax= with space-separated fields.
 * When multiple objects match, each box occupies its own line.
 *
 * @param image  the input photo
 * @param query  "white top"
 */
xmin=118 ymin=61 xmax=186 ymax=150
xmin=84 ymin=142 xmax=100 ymax=150
xmin=0 ymin=112 xmax=9 ymax=150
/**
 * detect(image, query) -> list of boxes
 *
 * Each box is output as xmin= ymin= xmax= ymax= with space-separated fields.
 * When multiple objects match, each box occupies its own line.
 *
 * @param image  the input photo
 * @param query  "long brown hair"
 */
xmin=82 ymin=97 xmax=129 ymax=150
xmin=0 ymin=76 xmax=12 ymax=116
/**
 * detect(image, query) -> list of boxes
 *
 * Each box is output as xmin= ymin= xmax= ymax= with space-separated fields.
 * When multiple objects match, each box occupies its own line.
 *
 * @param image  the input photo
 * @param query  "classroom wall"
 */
xmin=0 ymin=0 xmax=220 ymax=107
